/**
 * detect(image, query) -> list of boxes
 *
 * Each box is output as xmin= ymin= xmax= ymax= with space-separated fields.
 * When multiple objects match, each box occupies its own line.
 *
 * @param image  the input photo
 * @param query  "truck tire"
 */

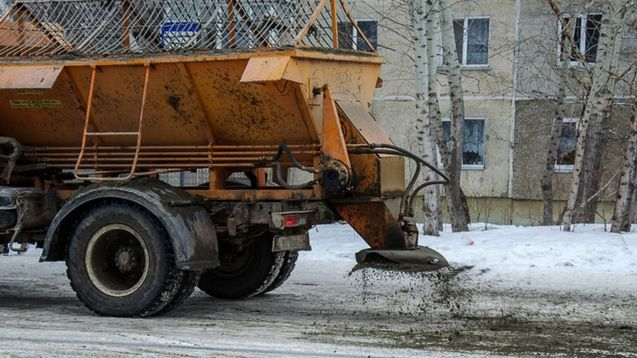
xmin=197 ymin=233 xmax=285 ymax=299
xmin=159 ymin=270 xmax=200 ymax=314
xmin=66 ymin=202 xmax=183 ymax=317
xmin=262 ymin=251 xmax=298 ymax=294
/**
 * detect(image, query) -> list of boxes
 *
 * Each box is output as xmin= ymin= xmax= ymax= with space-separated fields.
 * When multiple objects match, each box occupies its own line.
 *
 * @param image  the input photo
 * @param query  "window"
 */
xmin=338 ymin=19 xmax=378 ymax=51
xmin=452 ymin=17 xmax=489 ymax=66
xmin=555 ymin=118 xmax=579 ymax=172
xmin=441 ymin=118 xmax=486 ymax=169
xmin=559 ymin=14 xmax=602 ymax=64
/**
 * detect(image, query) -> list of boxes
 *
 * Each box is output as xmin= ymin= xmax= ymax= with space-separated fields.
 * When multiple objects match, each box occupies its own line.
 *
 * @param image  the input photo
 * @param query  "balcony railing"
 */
xmin=0 ymin=0 xmax=375 ymax=60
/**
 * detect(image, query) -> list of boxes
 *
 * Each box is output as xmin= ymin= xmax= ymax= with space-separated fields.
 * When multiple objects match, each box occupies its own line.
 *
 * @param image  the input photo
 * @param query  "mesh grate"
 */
xmin=0 ymin=0 xmax=372 ymax=60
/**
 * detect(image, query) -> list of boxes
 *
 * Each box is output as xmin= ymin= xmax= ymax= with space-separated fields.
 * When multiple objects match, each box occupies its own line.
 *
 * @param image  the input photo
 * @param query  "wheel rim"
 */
xmin=214 ymin=241 xmax=256 ymax=278
xmin=85 ymin=224 xmax=150 ymax=297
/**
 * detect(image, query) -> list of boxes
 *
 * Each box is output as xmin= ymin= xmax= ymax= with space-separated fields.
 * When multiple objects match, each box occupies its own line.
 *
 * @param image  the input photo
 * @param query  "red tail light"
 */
xmin=283 ymin=213 xmax=302 ymax=228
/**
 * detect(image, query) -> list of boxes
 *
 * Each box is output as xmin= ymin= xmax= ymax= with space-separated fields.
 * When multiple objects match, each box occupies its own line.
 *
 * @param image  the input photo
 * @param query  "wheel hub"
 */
xmin=85 ymin=224 xmax=150 ymax=297
xmin=215 ymin=240 xmax=256 ymax=277
xmin=114 ymin=246 xmax=138 ymax=273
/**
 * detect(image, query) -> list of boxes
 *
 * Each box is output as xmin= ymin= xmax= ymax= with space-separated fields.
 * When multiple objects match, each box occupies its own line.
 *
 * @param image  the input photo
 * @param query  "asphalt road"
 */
xmin=0 ymin=244 xmax=634 ymax=357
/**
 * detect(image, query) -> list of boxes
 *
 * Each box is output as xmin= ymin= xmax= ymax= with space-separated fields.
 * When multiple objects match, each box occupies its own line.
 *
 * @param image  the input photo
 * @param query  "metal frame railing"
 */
xmin=0 ymin=0 xmax=375 ymax=59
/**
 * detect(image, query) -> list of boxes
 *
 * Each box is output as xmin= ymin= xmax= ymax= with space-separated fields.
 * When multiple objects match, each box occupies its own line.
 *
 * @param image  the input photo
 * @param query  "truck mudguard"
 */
xmin=41 ymin=179 xmax=218 ymax=271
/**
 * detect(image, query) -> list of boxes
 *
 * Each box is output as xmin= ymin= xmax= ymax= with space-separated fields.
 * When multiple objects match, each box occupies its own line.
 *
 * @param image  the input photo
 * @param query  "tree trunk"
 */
xmin=438 ymin=0 xmax=470 ymax=232
xmin=574 ymin=102 xmax=611 ymax=223
xmin=611 ymin=95 xmax=637 ymax=232
xmin=410 ymin=0 xmax=441 ymax=236
xmin=425 ymin=0 xmax=444 ymax=230
xmin=562 ymin=0 xmax=626 ymax=231
xmin=425 ymin=0 xmax=444 ymax=231
xmin=575 ymin=2 xmax=627 ymax=223
xmin=541 ymin=19 xmax=572 ymax=226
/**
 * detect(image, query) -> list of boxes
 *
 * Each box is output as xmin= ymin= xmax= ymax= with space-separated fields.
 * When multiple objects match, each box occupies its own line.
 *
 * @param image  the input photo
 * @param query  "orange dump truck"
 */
xmin=0 ymin=0 xmax=448 ymax=317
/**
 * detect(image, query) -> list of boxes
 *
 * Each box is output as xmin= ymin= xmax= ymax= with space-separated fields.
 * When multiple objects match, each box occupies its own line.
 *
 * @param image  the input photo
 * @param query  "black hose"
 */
xmin=350 ymin=144 xmax=450 ymax=220
xmin=272 ymin=162 xmax=317 ymax=190
xmin=265 ymin=144 xmax=319 ymax=190
xmin=407 ymin=180 xmax=448 ymax=217
xmin=361 ymin=149 xmax=421 ymax=216
xmin=270 ymin=144 xmax=319 ymax=174
xmin=368 ymin=143 xmax=450 ymax=183
xmin=0 ymin=137 xmax=21 ymax=184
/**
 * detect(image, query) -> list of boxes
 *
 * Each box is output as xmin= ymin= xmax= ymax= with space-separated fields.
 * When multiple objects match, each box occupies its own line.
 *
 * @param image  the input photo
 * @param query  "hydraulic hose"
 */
xmin=368 ymin=143 xmax=450 ymax=183
xmin=264 ymin=144 xmax=319 ymax=190
xmin=0 ymin=137 xmax=22 ymax=184
xmin=270 ymin=144 xmax=320 ymax=175
xmin=350 ymin=143 xmax=450 ymax=220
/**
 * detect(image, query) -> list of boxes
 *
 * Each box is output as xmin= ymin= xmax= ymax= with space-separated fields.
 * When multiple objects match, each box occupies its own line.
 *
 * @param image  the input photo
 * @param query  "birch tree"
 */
xmin=578 ymin=4 xmax=636 ymax=224
xmin=562 ymin=0 xmax=631 ymax=231
xmin=611 ymin=76 xmax=637 ymax=232
xmin=410 ymin=0 xmax=442 ymax=235
xmin=425 ymin=0 xmax=445 ymax=230
xmin=540 ymin=15 xmax=573 ymax=225
xmin=437 ymin=0 xmax=470 ymax=232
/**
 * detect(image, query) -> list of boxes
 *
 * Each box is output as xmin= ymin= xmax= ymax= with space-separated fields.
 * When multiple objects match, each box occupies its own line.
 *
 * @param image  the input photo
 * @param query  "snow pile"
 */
xmin=307 ymin=223 xmax=637 ymax=292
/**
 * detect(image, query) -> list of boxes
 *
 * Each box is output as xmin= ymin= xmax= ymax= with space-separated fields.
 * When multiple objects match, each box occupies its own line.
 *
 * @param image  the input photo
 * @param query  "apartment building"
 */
xmin=345 ymin=0 xmax=636 ymax=224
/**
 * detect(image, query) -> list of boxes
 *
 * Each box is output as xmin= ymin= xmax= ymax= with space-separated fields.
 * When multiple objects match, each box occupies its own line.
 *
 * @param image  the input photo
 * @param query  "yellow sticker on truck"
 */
xmin=9 ymin=99 xmax=63 ymax=109
xmin=16 ymin=89 xmax=45 ymax=95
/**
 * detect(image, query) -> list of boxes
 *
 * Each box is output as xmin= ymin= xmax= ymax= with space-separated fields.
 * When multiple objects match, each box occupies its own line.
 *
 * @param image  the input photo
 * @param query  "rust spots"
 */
xmin=335 ymin=202 xmax=407 ymax=250
xmin=167 ymin=95 xmax=181 ymax=112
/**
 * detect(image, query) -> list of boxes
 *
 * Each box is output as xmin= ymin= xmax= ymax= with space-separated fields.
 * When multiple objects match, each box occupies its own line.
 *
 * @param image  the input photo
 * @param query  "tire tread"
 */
xmin=66 ymin=201 xmax=183 ymax=317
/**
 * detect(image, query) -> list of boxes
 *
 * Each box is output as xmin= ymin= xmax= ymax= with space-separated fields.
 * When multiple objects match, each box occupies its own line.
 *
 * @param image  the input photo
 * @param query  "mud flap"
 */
xmin=353 ymin=246 xmax=448 ymax=272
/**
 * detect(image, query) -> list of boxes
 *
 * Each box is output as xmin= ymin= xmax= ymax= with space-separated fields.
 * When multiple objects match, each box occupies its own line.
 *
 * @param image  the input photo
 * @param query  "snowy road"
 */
xmin=0 ymin=224 xmax=635 ymax=357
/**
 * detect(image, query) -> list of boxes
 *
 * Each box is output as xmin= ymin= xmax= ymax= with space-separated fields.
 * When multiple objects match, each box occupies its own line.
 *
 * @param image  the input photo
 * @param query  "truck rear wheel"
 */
xmin=66 ymin=202 xmax=183 ymax=317
xmin=262 ymin=251 xmax=298 ymax=294
xmin=159 ymin=270 xmax=200 ymax=314
xmin=197 ymin=233 xmax=285 ymax=299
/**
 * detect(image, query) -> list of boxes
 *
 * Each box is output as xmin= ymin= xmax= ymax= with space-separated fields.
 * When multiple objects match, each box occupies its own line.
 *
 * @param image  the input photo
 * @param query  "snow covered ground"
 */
xmin=0 ymin=224 xmax=634 ymax=357
xmin=425 ymin=223 xmax=637 ymax=292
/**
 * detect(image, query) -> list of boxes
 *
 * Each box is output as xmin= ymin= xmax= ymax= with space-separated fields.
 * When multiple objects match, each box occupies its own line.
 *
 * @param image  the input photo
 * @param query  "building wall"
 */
xmin=512 ymin=0 xmax=636 ymax=213
xmin=351 ymin=0 xmax=637 ymax=224
xmin=513 ymin=100 xmax=632 ymax=199
xmin=516 ymin=0 xmax=637 ymax=99
xmin=353 ymin=0 xmax=519 ymax=200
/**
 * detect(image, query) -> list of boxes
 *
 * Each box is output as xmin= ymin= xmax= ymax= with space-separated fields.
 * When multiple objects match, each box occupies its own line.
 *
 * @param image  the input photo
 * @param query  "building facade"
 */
xmin=345 ymin=0 xmax=637 ymax=224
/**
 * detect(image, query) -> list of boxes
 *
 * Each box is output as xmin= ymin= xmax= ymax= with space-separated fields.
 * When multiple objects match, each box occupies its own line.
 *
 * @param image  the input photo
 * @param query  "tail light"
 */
xmin=271 ymin=211 xmax=313 ymax=230
xmin=283 ymin=213 xmax=302 ymax=228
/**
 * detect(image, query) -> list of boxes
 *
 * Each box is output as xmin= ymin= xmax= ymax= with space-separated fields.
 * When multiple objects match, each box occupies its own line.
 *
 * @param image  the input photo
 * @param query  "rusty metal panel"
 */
xmin=380 ymin=156 xmax=405 ymax=194
xmin=336 ymin=100 xmax=393 ymax=146
xmin=0 ymin=65 xmax=63 ymax=89
xmin=186 ymin=59 xmax=313 ymax=146
xmin=321 ymin=86 xmax=350 ymax=167
xmin=240 ymin=56 xmax=303 ymax=84
xmin=335 ymin=202 xmax=407 ymax=250
xmin=0 ymin=68 xmax=85 ymax=146
xmin=0 ymin=50 xmax=383 ymax=182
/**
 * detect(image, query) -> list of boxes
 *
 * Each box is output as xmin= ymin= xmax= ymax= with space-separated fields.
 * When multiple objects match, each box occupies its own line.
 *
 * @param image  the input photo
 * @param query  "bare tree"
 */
xmin=562 ymin=0 xmax=632 ymax=231
xmin=540 ymin=14 xmax=573 ymax=225
xmin=361 ymin=0 xmax=473 ymax=232
xmin=425 ymin=0 xmax=445 ymax=230
xmin=437 ymin=0 xmax=470 ymax=232
xmin=410 ymin=0 xmax=442 ymax=235
xmin=611 ymin=76 xmax=637 ymax=232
